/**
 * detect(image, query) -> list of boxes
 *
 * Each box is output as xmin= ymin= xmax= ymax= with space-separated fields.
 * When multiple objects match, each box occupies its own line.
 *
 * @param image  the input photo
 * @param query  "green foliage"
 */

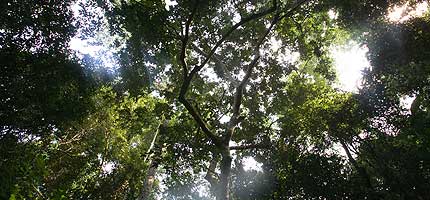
xmin=2 ymin=0 xmax=430 ymax=199
xmin=0 ymin=0 xmax=76 ymax=52
xmin=273 ymin=148 xmax=351 ymax=199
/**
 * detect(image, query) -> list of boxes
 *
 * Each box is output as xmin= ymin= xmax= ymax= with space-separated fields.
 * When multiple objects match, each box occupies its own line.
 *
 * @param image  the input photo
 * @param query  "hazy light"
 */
xmin=328 ymin=9 xmax=338 ymax=20
xmin=400 ymin=95 xmax=416 ymax=114
xmin=102 ymin=161 xmax=116 ymax=174
xmin=220 ymin=115 xmax=231 ymax=124
xmin=69 ymin=38 xmax=103 ymax=56
xmin=233 ymin=12 xmax=241 ymax=23
xmin=332 ymin=2 xmax=428 ymax=92
xmin=242 ymin=156 xmax=263 ymax=172
xmin=164 ymin=0 xmax=177 ymax=11
xmin=387 ymin=1 xmax=429 ymax=22
xmin=269 ymin=37 xmax=282 ymax=52
xmin=69 ymin=0 xmax=118 ymax=71
xmin=332 ymin=42 xmax=370 ymax=92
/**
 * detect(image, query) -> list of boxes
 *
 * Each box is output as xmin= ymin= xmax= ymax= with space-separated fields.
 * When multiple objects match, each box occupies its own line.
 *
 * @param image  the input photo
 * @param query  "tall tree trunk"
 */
xmin=339 ymin=140 xmax=373 ymax=189
xmin=138 ymin=120 xmax=167 ymax=200
xmin=139 ymin=160 xmax=158 ymax=200
xmin=218 ymin=146 xmax=232 ymax=200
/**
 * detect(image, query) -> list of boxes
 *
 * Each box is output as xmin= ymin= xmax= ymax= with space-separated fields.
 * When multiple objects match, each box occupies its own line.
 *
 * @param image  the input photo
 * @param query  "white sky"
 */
xmin=242 ymin=156 xmax=263 ymax=172
xmin=332 ymin=42 xmax=370 ymax=92
xmin=387 ymin=1 xmax=428 ymax=22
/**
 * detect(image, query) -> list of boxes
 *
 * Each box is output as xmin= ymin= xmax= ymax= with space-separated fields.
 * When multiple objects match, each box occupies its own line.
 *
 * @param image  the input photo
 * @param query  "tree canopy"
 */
xmin=1 ymin=0 xmax=430 ymax=199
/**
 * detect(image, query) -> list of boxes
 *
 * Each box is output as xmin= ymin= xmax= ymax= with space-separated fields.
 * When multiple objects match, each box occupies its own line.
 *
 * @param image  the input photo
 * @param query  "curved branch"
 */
xmin=178 ymin=96 xmax=221 ymax=146
xmin=177 ymin=1 xmax=222 ymax=146
xmin=188 ymin=2 xmax=278 ymax=81
xmin=180 ymin=1 xmax=199 ymax=77
xmin=228 ymin=13 xmax=281 ymax=134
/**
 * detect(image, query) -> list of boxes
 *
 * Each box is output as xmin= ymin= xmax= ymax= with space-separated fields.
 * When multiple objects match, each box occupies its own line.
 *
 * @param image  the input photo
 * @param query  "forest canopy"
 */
xmin=1 ymin=0 xmax=430 ymax=199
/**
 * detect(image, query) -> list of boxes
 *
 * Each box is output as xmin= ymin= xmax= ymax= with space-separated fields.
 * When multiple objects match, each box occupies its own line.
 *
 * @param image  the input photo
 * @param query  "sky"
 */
xmin=331 ymin=42 xmax=369 ymax=92
xmin=69 ymin=0 xmax=428 ymax=175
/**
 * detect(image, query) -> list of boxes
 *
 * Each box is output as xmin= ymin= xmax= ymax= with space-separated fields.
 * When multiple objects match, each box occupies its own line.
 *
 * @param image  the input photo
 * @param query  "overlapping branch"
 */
xmin=226 ymin=13 xmax=281 ymax=142
xmin=179 ymin=2 xmax=198 ymax=77
xmin=178 ymin=0 xmax=310 ymax=146
xmin=192 ymin=6 xmax=277 ymax=75
xmin=178 ymin=1 xmax=221 ymax=145
xmin=191 ymin=43 xmax=239 ymax=86
xmin=178 ymin=1 xmax=277 ymax=146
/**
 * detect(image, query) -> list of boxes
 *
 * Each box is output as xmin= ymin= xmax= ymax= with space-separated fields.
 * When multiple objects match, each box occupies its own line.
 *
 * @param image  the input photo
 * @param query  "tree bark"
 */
xmin=139 ymin=160 xmax=158 ymax=200
xmin=138 ymin=121 xmax=167 ymax=200
xmin=218 ymin=146 xmax=232 ymax=200
xmin=339 ymin=140 xmax=373 ymax=189
xmin=174 ymin=1 xmax=308 ymax=199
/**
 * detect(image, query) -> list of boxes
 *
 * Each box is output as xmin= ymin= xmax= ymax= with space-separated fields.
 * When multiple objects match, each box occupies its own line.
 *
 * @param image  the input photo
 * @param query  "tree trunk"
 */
xmin=340 ymin=140 xmax=373 ymax=189
xmin=138 ymin=120 xmax=167 ymax=200
xmin=218 ymin=147 xmax=232 ymax=200
xmin=139 ymin=160 xmax=158 ymax=200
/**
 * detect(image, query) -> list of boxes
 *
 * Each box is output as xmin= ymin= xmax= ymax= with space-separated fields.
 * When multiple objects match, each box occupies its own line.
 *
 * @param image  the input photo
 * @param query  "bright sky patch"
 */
xmin=332 ymin=42 xmax=370 ymax=92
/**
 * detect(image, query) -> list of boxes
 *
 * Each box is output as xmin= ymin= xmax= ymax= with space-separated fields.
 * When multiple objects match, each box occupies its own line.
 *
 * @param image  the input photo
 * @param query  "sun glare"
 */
xmin=332 ymin=42 xmax=370 ymax=93
xmin=242 ymin=156 xmax=263 ymax=172
xmin=388 ymin=1 xmax=429 ymax=22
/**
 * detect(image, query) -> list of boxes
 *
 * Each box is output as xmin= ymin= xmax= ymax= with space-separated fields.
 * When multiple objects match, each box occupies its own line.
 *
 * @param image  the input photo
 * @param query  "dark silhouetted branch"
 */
xmin=177 ymin=1 xmax=222 ymax=146
xmin=226 ymin=13 xmax=281 ymax=142
xmin=189 ymin=2 xmax=278 ymax=79
xmin=230 ymin=143 xmax=271 ymax=150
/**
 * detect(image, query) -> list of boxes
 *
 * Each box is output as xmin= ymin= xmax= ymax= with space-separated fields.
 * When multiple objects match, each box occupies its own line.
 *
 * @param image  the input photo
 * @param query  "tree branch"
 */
xmin=279 ymin=0 xmax=310 ymax=20
xmin=177 ymin=1 xmax=222 ymax=146
xmin=179 ymin=1 xmax=199 ymax=77
xmin=222 ymin=0 xmax=309 ymax=141
xmin=179 ymin=0 xmax=278 ymax=103
xmin=340 ymin=140 xmax=373 ymax=189
xmin=227 ymin=13 xmax=281 ymax=139
xmin=189 ymin=2 xmax=278 ymax=79
xmin=230 ymin=143 xmax=271 ymax=150
xmin=191 ymin=43 xmax=240 ymax=86
xmin=179 ymin=96 xmax=221 ymax=146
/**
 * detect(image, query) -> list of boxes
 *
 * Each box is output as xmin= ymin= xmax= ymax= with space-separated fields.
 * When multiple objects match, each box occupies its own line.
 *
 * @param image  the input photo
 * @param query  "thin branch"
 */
xmin=279 ymin=0 xmax=310 ymax=20
xmin=57 ymin=148 xmax=76 ymax=158
xmin=191 ymin=43 xmax=240 ymax=86
xmin=180 ymin=1 xmax=199 ymax=77
xmin=228 ymin=13 xmax=281 ymax=132
xmin=230 ymin=143 xmax=271 ymax=150
xmin=144 ymin=122 xmax=161 ymax=162
xmin=230 ymin=55 xmax=259 ymax=121
xmin=189 ymin=3 xmax=277 ymax=78
xmin=32 ymin=184 xmax=46 ymax=199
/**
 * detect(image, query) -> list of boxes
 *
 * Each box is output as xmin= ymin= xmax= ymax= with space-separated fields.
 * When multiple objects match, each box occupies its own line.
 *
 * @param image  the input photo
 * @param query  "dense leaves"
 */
xmin=1 ymin=0 xmax=430 ymax=199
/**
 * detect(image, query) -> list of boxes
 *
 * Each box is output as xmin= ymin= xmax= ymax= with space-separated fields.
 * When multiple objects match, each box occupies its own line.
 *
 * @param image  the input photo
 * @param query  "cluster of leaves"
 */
xmin=1 ymin=83 xmax=166 ymax=199
xmin=2 ymin=0 xmax=430 ymax=199
xmin=0 ymin=1 xmax=167 ymax=198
